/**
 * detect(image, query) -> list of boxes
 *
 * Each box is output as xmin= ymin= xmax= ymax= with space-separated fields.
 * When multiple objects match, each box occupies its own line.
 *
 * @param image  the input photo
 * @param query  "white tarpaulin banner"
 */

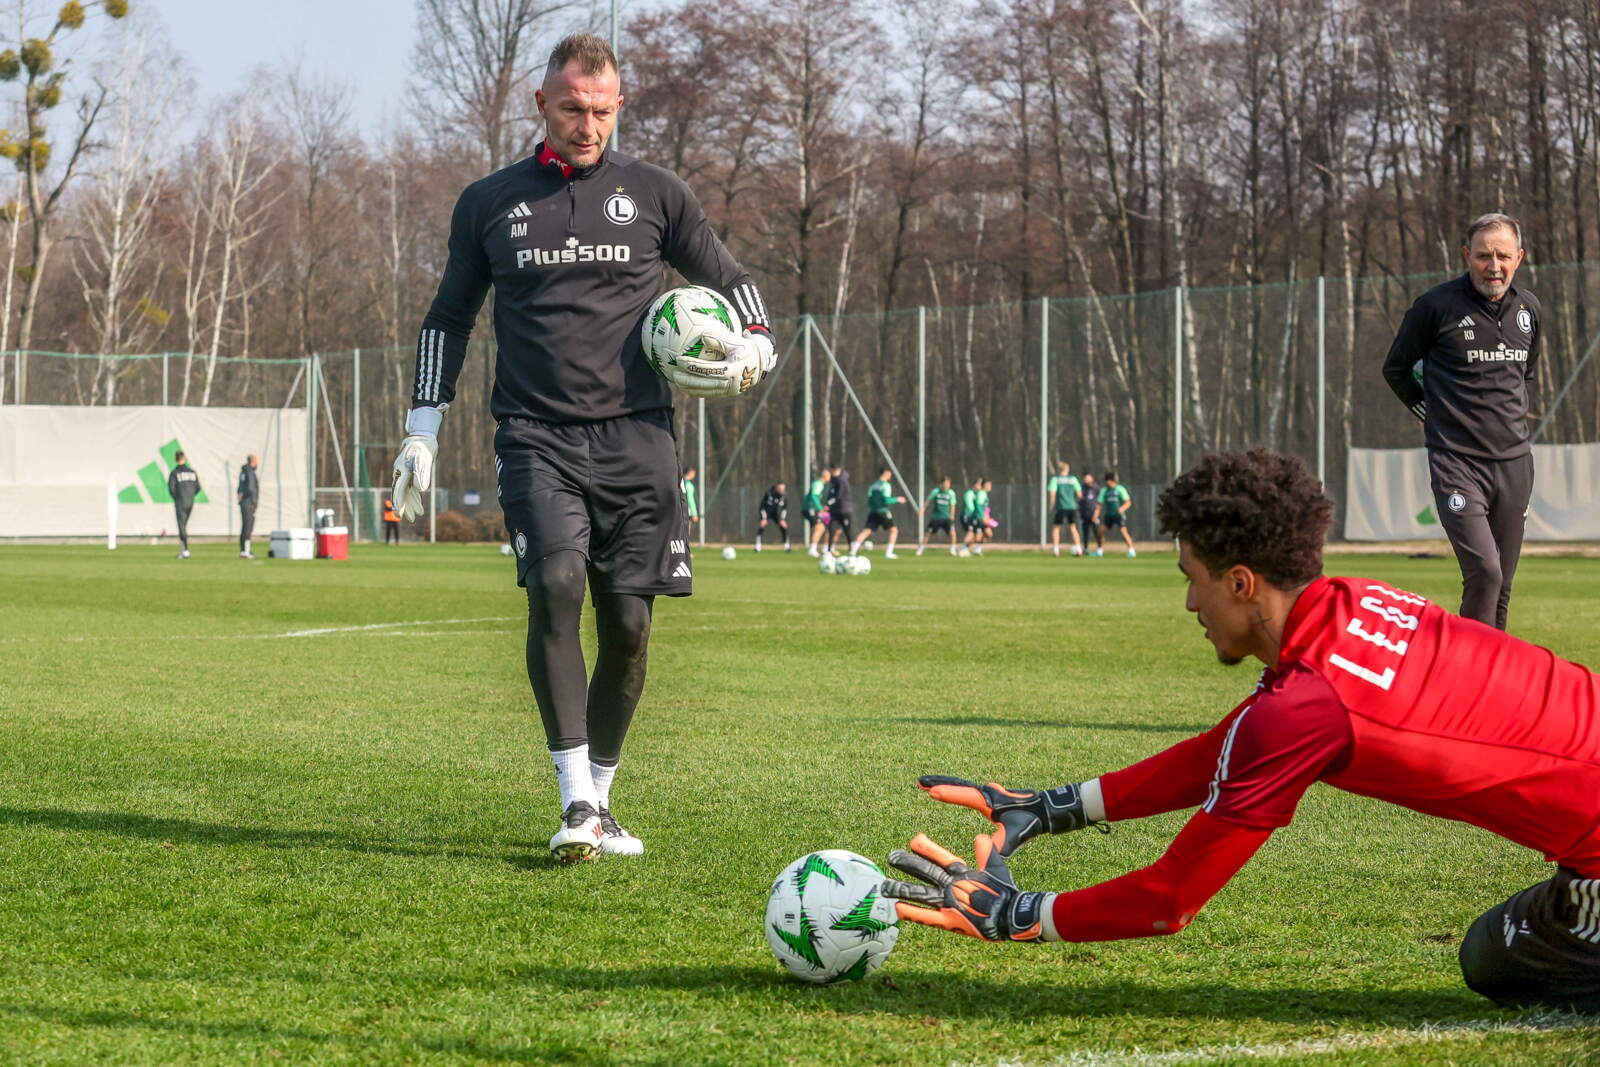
xmin=1344 ymin=444 xmax=1600 ymax=541
xmin=0 ymin=405 xmax=308 ymax=537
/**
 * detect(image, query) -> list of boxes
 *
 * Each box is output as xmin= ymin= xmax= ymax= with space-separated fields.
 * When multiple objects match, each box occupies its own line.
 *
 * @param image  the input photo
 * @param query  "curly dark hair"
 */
xmin=1156 ymin=448 xmax=1332 ymax=588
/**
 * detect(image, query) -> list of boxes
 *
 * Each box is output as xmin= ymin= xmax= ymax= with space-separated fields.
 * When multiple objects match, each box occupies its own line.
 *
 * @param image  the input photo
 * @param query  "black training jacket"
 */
xmin=1382 ymin=273 xmax=1543 ymax=460
xmin=412 ymin=142 xmax=771 ymax=424
xmin=168 ymin=464 xmax=202 ymax=509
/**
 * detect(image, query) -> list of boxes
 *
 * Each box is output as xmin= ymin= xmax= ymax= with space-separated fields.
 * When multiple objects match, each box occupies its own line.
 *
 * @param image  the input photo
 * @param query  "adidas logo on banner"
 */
xmin=1457 ymin=316 xmax=1475 ymax=328
xmin=506 ymin=202 xmax=532 ymax=219
xmin=672 ymin=561 xmax=692 ymax=578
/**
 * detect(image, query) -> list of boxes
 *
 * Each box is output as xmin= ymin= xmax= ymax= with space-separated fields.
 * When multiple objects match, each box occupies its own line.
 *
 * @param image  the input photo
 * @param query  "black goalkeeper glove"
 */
xmin=881 ymin=833 xmax=1055 ymax=941
xmin=918 ymin=775 xmax=1094 ymax=857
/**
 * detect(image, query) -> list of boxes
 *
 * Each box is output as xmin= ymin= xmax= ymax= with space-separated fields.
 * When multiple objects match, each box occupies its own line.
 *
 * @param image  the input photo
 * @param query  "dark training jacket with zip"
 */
xmin=412 ymin=142 xmax=772 ymax=424
xmin=1382 ymin=273 xmax=1544 ymax=461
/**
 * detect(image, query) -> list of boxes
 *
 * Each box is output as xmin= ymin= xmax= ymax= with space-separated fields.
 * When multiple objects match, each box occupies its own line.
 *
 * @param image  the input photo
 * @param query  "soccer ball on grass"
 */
xmin=844 ymin=555 xmax=872 ymax=576
xmin=818 ymin=554 xmax=839 ymax=575
xmin=765 ymin=850 xmax=899 ymax=984
xmin=721 ymin=545 xmax=738 ymax=560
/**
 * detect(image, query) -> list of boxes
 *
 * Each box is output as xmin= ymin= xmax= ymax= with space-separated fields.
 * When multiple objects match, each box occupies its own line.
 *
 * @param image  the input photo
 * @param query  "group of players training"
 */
xmin=385 ymin=33 xmax=1598 ymax=1012
xmin=744 ymin=461 xmax=1137 ymax=560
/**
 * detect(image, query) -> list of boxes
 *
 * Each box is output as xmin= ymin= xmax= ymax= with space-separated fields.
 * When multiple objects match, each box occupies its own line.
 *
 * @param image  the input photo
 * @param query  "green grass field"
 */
xmin=3 ymin=543 xmax=1600 ymax=1066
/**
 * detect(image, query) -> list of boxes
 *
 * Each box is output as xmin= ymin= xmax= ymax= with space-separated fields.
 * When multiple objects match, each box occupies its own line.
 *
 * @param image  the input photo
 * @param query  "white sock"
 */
xmin=551 ymin=746 xmax=599 ymax=811
xmin=590 ymin=761 xmax=617 ymax=810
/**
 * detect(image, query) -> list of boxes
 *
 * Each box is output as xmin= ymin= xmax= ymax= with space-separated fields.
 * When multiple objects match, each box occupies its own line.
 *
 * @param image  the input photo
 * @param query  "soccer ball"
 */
xmin=499 ymin=543 xmax=514 ymax=556
xmin=957 ymin=545 xmax=971 ymax=558
xmin=765 ymin=850 xmax=899 ymax=984
xmin=721 ymin=545 xmax=737 ymax=560
xmin=818 ymin=554 xmax=839 ymax=575
xmin=641 ymin=285 xmax=742 ymax=378
xmin=845 ymin=555 xmax=872 ymax=576
xmin=861 ymin=539 xmax=874 ymax=552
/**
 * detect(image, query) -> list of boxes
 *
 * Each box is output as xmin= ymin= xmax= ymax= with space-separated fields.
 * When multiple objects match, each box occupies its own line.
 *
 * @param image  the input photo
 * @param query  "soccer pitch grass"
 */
xmin=4 ymin=545 xmax=1600 ymax=1066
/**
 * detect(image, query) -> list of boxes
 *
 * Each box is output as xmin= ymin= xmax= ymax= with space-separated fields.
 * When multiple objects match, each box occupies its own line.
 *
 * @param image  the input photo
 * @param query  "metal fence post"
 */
xmin=917 ymin=306 xmax=926 ymax=518
xmin=803 ymin=315 xmax=812 ymax=494
xmin=352 ymin=348 xmax=361 ymax=541
xmin=1174 ymin=286 xmax=1184 ymax=482
xmin=162 ymin=353 xmax=169 ymax=406
xmin=1039 ymin=297 xmax=1049 ymax=548
xmin=307 ymin=353 xmax=318 ymax=527
xmin=697 ymin=396 xmax=706 ymax=545
xmin=1316 ymin=276 xmax=1327 ymax=485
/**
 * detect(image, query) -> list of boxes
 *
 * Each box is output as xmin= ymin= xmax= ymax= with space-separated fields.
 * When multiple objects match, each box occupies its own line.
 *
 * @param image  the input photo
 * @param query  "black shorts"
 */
xmin=1459 ymin=866 xmax=1600 ymax=1011
xmin=803 ymin=508 xmax=819 ymax=526
xmin=962 ymin=516 xmax=986 ymax=533
xmin=927 ymin=517 xmax=953 ymax=535
xmin=832 ymin=513 xmax=854 ymax=538
xmin=1101 ymin=510 xmax=1125 ymax=529
xmin=495 ymin=410 xmax=691 ymax=597
xmin=759 ymin=505 xmax=787 ymax=524
xmin=1052 ymin=508 xmax=1077 ymax=526
xmin=866 ymin=511 xmax=896 ymax=533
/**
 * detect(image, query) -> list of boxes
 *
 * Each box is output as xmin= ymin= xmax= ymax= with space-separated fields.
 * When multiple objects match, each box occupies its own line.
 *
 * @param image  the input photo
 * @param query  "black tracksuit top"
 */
xmin=1382 ymin=273 xmax=1544 ymax=460
xmin=412 ymin=143 xmax=771 ymax=424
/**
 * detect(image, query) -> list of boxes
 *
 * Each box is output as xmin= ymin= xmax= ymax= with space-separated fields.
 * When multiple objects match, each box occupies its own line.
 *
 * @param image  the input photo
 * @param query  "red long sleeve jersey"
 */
xmin=1052 ymin=576 xmax=1600 ymax=942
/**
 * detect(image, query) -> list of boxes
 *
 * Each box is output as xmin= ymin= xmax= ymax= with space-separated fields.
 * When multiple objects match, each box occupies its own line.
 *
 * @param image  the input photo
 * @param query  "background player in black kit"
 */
xmin=755 ymin=482 xmax=788 ymax=552
xmin=1383 ymin=213 xmax=1543 ymax=630
xmin=390 ymin=34 xmax=775 ymax=862
xmin=167 ymin=450 xmax=201 ymax=559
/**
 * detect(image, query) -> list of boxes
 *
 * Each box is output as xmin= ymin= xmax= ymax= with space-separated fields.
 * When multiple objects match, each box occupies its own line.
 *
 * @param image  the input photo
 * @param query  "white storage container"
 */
xmin=270 ymin=528 xmax=316 ymax=560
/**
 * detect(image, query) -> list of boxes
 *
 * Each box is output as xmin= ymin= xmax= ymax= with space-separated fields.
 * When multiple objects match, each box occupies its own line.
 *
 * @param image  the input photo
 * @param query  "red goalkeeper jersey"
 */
xmin=1051 ymin=575 xmax=1600 ymax=942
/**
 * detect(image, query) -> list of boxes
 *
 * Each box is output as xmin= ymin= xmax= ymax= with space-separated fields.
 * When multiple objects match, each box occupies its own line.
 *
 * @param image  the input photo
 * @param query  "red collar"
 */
xmin=538 ymin=142 xmax=575 ymax=179
xmin=1276 ymin=575 xmax=1331 ymax=667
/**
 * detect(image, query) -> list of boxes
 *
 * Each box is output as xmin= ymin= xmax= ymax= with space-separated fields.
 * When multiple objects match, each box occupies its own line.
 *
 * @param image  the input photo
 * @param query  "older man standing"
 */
xmin=1382 ymin=213 xmax=1544 ymax=630
xmin=390 ymin=34 xmax=775 ymax=862
xmin=237 ymin=453 xmax=259 ymax=559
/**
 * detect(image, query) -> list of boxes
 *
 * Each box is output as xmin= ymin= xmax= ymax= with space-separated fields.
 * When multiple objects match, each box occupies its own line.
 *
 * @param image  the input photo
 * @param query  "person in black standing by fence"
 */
xmin=1382 ymin=212 xmax=1544 ymax=631
xmin=168 ymin=451 xmax=202 ymax=560
xmin=237 ymin=453 xmax=259 ymax=559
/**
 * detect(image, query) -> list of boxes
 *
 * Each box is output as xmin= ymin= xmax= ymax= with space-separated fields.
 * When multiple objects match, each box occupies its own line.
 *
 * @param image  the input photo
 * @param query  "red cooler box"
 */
xmin=316 ymin=526 xmax=349 ymax=560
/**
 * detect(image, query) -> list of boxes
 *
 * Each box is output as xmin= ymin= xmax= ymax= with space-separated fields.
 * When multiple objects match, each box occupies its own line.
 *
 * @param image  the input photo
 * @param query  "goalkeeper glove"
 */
xmin=881 ymin=833 xmax=1056 ymax=941
xmin=918 ymin=775 xmax=1094 ymax=857
xmin=657 ymin=330 xmax=761 ymax=400
xmin=392 ymin=404 xmax=443 ymax=522
xmin=742 ymin=328 xmax=776 ymax=373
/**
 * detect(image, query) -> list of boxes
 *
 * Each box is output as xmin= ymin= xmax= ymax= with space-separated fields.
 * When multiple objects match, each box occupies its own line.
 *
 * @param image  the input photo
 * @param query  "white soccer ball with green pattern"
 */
xmin=641 ymin=285 xmax=742 ymax=378
xmin=765 ymin=850 xmax=899 ymax=984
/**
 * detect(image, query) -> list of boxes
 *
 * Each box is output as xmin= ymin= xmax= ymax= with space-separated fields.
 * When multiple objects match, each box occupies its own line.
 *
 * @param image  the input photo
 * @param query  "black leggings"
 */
xmin=525 ymin=550 xmax=654 ymax=763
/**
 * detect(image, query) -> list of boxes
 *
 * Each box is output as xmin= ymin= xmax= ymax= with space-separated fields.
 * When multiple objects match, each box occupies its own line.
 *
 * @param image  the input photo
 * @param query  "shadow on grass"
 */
xmin=500 ymin=962 xmax=1494 ymax=1027
xmin=884 ymin=715 xmax=1209 ymax=733
xmin=0 ymin=805 xmax=531 ymax=867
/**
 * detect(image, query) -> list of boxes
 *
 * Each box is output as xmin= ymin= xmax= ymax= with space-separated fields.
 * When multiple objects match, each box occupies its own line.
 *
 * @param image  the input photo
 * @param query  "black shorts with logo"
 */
xmin=866 ymin=511 xmax=896 ymax=532
xmin=1459 ymin=866 xmax=1600 ymax=1011
xmin=1052 ymin=508 xmax=1077 ymax=526
xmin=1101 ymin=510 xmax=1125 ymax=529
xmin=495 ymin=410 xmax=692 ymax=597
xmin=962 ymin=515 xmax=986 ymax=533
xmin=927 ymin=517 xmax=953 ymax=535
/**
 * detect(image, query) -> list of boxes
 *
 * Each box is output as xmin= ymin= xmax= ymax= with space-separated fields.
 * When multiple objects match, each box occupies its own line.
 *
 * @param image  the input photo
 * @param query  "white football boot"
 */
xmin=549 ymin=801 xmax=604 ymax=863
xmin=597 ymin=807 xmax=644 ymax=856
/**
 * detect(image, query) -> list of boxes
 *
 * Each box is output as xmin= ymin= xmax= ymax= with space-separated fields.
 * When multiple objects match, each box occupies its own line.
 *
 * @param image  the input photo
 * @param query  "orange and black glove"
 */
xmin=918 ymin=775 xmax=1093 ymax=857
xmin=881 ymin=833 xmax=1055 ymax=941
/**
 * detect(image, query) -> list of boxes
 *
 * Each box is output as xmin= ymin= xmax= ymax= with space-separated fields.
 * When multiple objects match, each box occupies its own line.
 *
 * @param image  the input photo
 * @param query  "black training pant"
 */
xmin=174 ymin=503 xmax=193 ymax=550
xmin=239 ymin=501 xmax=256 ymax=551
xmin=1459 ymin=866 xmax=1600 ymax=1012
xmin=384 ymin=520 xmax=399 ymax=544
xmin=524 ymin=550 xmax=654 ymax=761
xmin=1428 ymin=449 xmax=1533 ymax=630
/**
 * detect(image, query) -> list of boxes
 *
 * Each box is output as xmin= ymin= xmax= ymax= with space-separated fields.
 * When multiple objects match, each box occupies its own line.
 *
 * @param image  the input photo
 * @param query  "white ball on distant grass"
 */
xmin=846 ymin=555 xmax=872 ymax=576
xmin=722 ymin=545 xmax=738 ymax=560
xmin=818 ymin=554 xmax=838 ymax=575
xmin=499 ymin=543 xmax=514 ymax=556
xmin=861 ymin=540 xmax=874 ymax=552
xmin=957 ymin=545 xmax=971 ymax=558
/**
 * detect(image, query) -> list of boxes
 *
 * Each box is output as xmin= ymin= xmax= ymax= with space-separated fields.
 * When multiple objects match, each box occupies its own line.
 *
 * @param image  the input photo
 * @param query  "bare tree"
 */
xmin=408 ymin=0 xmax=580 ymax=171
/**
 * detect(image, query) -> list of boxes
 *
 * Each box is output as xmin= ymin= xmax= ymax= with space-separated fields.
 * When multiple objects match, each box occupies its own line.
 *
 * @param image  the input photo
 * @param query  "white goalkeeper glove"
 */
xmin=392 ymin=405 xmax=443 ymax=522
xmin=658 ymin=330 xmax=763 ymax=400
xmin=743 ymin=329 xmax=776 ymax=373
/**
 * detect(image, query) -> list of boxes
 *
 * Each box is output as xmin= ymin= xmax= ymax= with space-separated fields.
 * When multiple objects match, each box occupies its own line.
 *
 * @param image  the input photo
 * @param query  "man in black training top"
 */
xmin=390 ymin=34 xmax=775 ymax=862
xmin=167 ymin=450 xmax=202 ymax=560
xmin=755 ymin=482 xmax=788 ymax=552
xmin=237 ymin=453 xmax=259 ymax=559
xmin=825 ymin=465 xmax=853 ymax=555
xmin=1383 ymin=212 xmax=1543 ymax=630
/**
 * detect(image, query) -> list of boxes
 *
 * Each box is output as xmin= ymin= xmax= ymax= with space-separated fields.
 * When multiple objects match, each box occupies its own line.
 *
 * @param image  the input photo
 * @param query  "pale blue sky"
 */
xmin=152 ymin=0 xmax=418 ymax=136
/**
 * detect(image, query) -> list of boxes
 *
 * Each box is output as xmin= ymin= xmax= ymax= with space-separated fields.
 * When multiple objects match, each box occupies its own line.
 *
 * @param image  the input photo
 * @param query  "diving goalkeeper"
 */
xmin=882 ymin=448 xmax=1600 ymax=1011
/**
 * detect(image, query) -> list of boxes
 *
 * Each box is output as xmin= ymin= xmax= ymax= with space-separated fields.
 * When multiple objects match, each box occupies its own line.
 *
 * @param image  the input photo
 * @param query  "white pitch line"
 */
xmin=260 ymin=616 xmax=520 ymax=638
xmin=960 ymin=1013 xmax=1599 ymax=1067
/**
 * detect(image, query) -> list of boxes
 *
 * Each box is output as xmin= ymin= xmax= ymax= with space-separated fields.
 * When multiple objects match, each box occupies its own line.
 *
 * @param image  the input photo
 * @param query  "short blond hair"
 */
xmin=545 ymin=33 xmax=618 ymax=81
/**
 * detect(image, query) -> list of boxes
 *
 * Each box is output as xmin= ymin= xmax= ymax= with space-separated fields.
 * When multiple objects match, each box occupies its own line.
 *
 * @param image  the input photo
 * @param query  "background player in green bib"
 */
xmin=962 ymin=478 xmax=990 ymax=556
xmin=804 ymin=469 xmax=831 ymax=557
xmin=1046 ymin=461 xmax=1084 ymax=557
xmin=680 ymin=467 xmax=699 ymax=530
xmin=919 ymin=476 xmax=959 ymax=555
xmin=1097 ymin=471 xmax=1135 ymax=557
xmin=852 ymin=468 xmax=906 ymax=558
